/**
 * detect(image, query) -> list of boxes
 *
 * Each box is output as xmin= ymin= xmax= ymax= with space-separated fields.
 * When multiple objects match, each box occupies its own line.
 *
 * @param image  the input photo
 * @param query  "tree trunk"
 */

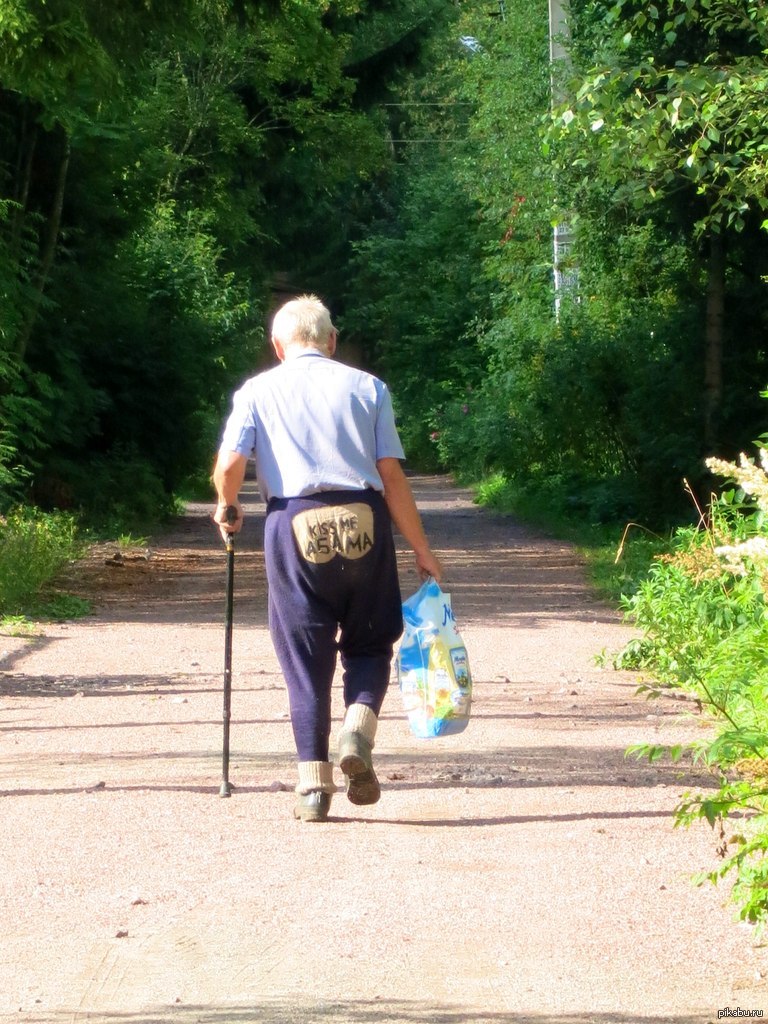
xmin=14 ymin=132 xmax=71 ymax=362
xmin=703 ymin=229 xmax=725 ymax=450
xmin=10 ymin=101 xmax=37 ymax=260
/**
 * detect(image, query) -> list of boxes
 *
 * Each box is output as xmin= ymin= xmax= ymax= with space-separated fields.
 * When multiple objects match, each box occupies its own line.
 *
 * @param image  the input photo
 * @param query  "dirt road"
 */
xmin=1 ymin=476 xmax=765 ymax=1024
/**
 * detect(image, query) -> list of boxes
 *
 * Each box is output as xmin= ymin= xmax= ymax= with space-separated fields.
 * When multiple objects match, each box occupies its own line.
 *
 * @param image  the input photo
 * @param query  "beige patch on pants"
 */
xmin=291 ymin=503 xmax=375 ymax=564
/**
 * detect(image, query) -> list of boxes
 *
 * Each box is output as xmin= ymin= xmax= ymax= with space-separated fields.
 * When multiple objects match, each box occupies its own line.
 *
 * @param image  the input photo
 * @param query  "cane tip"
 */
xmin=219 ymin=781 xmax=233 ymax=798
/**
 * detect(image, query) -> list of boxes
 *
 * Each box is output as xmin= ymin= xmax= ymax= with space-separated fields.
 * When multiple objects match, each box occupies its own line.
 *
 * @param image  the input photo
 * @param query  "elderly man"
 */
xmin=212 ymin=294 xmax=442 ymax=822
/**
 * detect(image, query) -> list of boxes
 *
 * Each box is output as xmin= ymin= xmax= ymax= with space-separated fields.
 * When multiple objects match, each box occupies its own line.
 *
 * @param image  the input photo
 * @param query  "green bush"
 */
xmin=37 ymin=445 xmax=178 ymax=536
xmin=0 ymin=507 xmax=83 ymax=616
xmin=622 ymin=434 xmax=768 ymax=932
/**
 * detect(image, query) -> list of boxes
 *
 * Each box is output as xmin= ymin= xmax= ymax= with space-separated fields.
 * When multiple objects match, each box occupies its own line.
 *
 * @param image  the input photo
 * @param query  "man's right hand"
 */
xmin=212 ymin=450 xmax=248 ymax=542
xmin=213 ymin=501 xmax=243 ymax=542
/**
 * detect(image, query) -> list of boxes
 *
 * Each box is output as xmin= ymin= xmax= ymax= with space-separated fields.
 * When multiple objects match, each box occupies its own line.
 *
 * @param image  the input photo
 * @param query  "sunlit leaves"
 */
xmin=549 ymin=2 xmax=768 ymax=237
xmin=621 ymin=447 xmax=768 ymax=929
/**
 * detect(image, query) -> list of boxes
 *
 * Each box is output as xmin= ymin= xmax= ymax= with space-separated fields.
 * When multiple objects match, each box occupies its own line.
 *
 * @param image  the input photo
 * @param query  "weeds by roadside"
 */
xmin=618 ymin=443 xmax=768 ymax=934
xmin=0 ymin=488 xmax=183 ymax=629
xmin=0 ymin=507 xmax=88 ymax=624
xmin=472 ymin=433 xmax=768 ymax=935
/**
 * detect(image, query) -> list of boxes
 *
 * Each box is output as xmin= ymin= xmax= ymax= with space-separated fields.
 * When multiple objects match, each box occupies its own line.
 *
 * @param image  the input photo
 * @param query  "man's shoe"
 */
xmin=293 ymin=790 xmax=331 ymax=822
xmin=338 ymin=732 xmax=381 ymax=806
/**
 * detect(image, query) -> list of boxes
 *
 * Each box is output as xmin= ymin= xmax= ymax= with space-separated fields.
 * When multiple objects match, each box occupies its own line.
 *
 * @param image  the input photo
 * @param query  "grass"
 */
xmin=176 ymin=469 xmax=216 ymax=503
xmin=0 ymin=615 xmax=41 ymax=637
xmin=0 ymin=506 xmax=92 ymax=624
xmin=115 ymin=532 xmax=149 ymax=550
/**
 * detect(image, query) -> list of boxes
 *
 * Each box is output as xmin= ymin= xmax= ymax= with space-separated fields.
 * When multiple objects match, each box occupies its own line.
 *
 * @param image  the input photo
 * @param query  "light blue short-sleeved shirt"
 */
xmin=218 ymin=351 xmax=405 ymax=501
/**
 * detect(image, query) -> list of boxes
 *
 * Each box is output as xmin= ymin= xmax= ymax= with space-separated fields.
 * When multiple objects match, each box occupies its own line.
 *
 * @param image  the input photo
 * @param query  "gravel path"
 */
xmin=0 ymin=475 xmax=765 ymax=1024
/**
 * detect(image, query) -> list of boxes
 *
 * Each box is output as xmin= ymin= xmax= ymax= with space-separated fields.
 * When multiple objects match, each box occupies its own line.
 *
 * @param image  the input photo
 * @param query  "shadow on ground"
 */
xmin=0 ymin=737 xmax=714 ymax=801
xmin=42 ymin=476 xmax=622 ymax=628
xmin=27 ymin=1001 xmax=718 ymax=1024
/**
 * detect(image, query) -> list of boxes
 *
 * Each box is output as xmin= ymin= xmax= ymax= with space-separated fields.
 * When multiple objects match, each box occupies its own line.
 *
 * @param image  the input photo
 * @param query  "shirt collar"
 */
xmin=284 ymin=349 xmax=329 ymax=362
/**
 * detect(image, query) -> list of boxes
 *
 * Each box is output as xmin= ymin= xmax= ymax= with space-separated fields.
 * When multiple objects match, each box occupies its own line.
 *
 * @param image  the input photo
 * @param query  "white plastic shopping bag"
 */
xmin=397 ymin=577 xmax=472 ymax=739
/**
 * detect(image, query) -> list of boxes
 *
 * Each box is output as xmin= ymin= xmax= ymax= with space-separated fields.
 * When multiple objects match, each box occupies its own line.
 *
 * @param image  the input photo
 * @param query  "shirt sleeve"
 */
xmin=219 ymin=383 xmax=257 ymax=458
xmin=374 ymin=382 xmax=406 ymax=461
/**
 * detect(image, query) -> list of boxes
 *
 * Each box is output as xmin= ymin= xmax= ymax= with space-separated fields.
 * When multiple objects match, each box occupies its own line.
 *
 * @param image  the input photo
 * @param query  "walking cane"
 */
xmin=220 ymin=505 xmax=238 ymax=798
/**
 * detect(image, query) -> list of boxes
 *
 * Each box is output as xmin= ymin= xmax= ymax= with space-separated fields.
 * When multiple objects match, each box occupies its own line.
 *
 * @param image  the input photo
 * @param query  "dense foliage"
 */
xmin=0 ymin=505 xmax=83 ymax=616
xmin=620 ymin=403 xmax=768 ymax=931
xmin=370 ymin=2 xmax=766 ymax=519
xmin=2 ymin=0 xmax=767 ymax=530
xmin=0 ymin=0 xmax=441 ymax=524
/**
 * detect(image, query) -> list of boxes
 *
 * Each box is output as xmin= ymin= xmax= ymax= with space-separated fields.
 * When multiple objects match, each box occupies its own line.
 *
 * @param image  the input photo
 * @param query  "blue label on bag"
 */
xmin=450 ymin=647 xmax=470 ymax=689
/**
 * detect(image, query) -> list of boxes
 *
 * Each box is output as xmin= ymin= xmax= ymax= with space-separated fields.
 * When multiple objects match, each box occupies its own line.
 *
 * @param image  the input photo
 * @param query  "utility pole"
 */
xmin=548 ymin=0 xmax=576 ymax=313
xmin=548 ymin=0 xmax=568 ymax=65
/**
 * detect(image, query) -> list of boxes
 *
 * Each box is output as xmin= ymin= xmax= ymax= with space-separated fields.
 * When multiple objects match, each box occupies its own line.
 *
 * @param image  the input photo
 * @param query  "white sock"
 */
xmin=295 ymin=760 xmax=337 ymax=795
xmin=341 ymin=703 xmax=378 ymax=747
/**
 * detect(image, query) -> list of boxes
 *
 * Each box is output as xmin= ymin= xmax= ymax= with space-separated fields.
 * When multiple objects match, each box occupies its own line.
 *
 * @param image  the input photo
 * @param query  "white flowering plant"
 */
xmin=623 ymin=400 xmax=768 ymax=932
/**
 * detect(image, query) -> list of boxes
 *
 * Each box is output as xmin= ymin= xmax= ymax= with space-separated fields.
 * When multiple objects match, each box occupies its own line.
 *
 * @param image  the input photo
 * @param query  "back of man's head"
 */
xmin=272 ymin=294 xmax=335 ymax=353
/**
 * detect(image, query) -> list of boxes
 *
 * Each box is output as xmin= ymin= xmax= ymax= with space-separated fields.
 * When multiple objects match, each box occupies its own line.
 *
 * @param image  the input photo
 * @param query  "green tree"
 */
xmin=0 ymin=0 xmax=414 ymax=515
xmin=549 ymin=0 xmax=768 ymax=446
xmin=339 ymin=0 xmax=494 ymax=465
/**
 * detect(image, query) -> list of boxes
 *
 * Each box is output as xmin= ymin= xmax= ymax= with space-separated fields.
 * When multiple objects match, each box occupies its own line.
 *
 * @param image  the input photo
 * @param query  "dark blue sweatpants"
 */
xmin=264 ymin=489 xmax=403 ymax=762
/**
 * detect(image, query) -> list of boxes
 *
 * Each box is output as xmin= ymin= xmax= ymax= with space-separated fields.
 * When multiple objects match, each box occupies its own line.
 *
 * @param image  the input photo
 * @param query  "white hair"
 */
xmin=271 ymin=294 xmax=336 ymax=353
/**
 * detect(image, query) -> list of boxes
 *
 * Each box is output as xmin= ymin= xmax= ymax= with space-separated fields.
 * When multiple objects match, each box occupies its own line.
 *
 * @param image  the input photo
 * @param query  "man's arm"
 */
xmin=377 ymin=457 xmax=443 ymax=584
xmin=212 ymin=449 xmax=248 ymax=539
